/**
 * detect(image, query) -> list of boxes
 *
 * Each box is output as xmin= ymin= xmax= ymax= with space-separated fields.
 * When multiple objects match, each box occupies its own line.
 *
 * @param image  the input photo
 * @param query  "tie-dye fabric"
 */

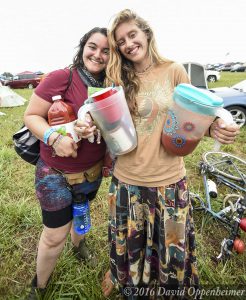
xmin=35 ymin=158 xmax=102 ymax=211
xmin=108 ymin=176 xmax=199 ymax=299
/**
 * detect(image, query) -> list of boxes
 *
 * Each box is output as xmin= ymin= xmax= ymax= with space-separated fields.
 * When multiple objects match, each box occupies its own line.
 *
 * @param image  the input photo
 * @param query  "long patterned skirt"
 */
xmin=108 ymin=176 xmax=199 ymax=299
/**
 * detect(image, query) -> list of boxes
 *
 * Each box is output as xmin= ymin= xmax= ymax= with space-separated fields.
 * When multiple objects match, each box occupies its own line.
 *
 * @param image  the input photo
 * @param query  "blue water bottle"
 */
xmin=72 ymin=194 xmax=91 ymax=235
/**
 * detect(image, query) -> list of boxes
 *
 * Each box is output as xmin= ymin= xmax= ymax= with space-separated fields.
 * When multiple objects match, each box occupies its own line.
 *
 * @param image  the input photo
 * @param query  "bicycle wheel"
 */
xmin=202 ymin=151 xmax=246 ymax=181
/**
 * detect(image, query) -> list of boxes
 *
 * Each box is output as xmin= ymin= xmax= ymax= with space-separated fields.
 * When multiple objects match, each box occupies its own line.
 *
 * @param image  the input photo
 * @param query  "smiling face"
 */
xmin=115 ymin=20 xmax=150 ymax=71
xmin=82 ymin=32 xmax=109 ymax=76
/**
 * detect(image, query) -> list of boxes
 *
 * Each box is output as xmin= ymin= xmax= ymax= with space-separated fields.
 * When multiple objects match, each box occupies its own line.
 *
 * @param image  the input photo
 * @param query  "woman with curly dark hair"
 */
xmin=24 ymin=27 xmax=109 ymax=299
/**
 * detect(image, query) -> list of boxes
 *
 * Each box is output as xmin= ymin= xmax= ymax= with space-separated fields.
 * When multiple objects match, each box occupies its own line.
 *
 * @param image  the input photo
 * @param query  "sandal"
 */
xmin=102 ymin=270 xmax=115 ymax=298
xmin=25 ymin=275 xmax=47 ymax=300
xmin=73 ymin=239 xmax=92 ymax=261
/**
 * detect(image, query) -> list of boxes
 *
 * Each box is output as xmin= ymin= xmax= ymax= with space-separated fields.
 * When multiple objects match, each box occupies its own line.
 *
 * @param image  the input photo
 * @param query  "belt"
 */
xmin=64 ymin=160 xmax=103 ymax=185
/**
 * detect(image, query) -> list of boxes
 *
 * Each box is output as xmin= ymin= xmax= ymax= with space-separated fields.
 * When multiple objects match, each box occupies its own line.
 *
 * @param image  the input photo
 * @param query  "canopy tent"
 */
xmin=16 ymin=70 xmax=35 ymax=75
xmin=0 ymin=85 xmax=27 ymax=107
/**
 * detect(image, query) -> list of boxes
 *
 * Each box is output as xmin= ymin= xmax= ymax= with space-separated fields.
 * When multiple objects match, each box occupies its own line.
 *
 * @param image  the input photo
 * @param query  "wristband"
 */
xmin=50 ymin=133 xmax=61 ymax=146
xmin=52 ymin=134 xmax=64 ymax=149
xmin=43 ymin=127 xmax=56 ymax=145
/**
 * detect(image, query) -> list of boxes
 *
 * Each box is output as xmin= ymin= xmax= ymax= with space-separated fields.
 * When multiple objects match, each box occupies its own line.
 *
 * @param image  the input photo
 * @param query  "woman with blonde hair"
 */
xmin=102 ymin=9 xmax=239 ymax=299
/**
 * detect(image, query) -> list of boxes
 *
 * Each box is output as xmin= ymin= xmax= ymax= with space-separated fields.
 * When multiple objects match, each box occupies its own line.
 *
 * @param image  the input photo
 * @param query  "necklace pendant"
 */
xmin=136 ymin=62 xmax=153 ymax=74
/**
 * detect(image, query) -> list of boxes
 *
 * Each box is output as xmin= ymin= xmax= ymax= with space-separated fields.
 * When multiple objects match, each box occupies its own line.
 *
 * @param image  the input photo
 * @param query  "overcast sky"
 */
xmin=1 ymin=0 xmax=245 ymax=75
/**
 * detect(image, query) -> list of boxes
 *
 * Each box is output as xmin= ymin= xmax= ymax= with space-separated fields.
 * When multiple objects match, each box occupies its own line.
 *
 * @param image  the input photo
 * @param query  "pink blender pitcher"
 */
xmin=91 ymin=87 xmax=120 ymax=124
xmin=162 ymin=83 xmax=234 ymax=156
xmin=78 ymin=86 xmax=137 ymax=156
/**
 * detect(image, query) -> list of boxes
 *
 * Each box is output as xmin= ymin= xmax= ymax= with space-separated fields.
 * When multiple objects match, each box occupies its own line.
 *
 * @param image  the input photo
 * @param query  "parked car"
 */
xmin=0 ymin=76 xmax=5 ymax=84
xmin=205 ymin=70 xmax=221 ymax=82
xmin=3 ymin=72 xmax=41 ymax=89
xmin=205 ymin=63 xmax=223 ymax=71
xmin=218 ymin=63 xmax=236 ymax=72
xmin=209 ymin=80 xmax=246 ymax=127
xmin=230 ymin=64 xmax=246 ymax=72
xmin=0 ymin=75 xmax=9 ymax=85
xmin=182 ymin=62 xmax=245 ymax=126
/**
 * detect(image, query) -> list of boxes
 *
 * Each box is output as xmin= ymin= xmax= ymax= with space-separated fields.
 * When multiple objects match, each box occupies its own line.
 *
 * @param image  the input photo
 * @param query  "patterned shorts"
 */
xmin=35 ymin=159 xmax=102 ymax=228
xmin=108 ymin=176 xmax=199 ymax=299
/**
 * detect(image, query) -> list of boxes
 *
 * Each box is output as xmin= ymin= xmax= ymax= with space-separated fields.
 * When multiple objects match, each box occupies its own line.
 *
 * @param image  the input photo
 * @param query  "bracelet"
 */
xmin=52 ymin=134 xmax=64 ymax=150
xmin=50 ymin=133 xmax=61 ymax=146
xmin=43 ymin=127 xmax=56 ymax=145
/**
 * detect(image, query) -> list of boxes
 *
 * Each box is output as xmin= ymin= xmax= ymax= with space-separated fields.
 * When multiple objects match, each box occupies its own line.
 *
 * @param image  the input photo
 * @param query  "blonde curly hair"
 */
xmin=106 ymin=9 xmax=169 ymax=115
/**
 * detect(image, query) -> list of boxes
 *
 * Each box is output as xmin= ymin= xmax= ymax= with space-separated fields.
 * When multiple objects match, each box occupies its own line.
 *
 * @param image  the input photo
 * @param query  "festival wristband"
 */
xmin=43 ymin=128 xmax=56 ymax=145
xmin=50 ymin=133 xmax=61 ymax=146
xmin=52 ymin=135 xmax=64 ymax=150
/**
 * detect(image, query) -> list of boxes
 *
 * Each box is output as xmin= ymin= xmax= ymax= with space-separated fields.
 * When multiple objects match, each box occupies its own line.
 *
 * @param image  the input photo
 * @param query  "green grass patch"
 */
xmin=208 ymin=71 xmax=246 ymax=88
xmin=0 ymin=79 xmax=245 ymax=299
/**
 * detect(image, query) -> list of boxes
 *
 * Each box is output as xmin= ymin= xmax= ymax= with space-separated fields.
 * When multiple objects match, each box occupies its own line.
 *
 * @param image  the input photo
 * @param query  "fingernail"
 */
xmin=85 ymin=115 xmax=91 ymax=122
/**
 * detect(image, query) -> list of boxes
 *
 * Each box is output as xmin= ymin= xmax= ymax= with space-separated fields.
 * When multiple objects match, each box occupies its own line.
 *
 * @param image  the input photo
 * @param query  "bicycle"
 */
xmin=190 ymin=151 xmax=246 ymax=261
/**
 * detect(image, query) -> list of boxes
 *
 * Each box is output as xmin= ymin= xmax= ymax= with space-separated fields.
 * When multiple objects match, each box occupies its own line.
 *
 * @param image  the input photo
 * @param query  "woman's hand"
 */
xmin=52 ymin=135 xmax=78 ymax=158
xmin=74 ymin=113 xmax=97 ymax=139
xmin=209 ymin=118 xmax=240 ymax=144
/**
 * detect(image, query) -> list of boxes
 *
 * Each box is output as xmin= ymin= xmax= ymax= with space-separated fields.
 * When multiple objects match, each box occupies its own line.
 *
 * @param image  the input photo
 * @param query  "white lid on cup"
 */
xmin=52 ymin=95 xmax=62 ymax=101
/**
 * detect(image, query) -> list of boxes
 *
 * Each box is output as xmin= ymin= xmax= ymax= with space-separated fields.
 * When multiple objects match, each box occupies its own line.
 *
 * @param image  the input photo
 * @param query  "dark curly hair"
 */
xmin=71 ymin=27 xmax=108 ymax=69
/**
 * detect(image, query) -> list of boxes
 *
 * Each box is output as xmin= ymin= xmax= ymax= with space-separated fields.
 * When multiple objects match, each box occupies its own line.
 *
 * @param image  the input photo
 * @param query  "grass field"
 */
xmin=0 ymin=71 xmax=246 ymax=299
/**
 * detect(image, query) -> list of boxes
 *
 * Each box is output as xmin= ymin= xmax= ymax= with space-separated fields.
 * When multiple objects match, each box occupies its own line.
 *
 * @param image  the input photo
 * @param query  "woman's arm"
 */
xmin=24 ymin=92 xmax=78 ymax=157
xmin=24 ymin=92 xmax=53 ymax=141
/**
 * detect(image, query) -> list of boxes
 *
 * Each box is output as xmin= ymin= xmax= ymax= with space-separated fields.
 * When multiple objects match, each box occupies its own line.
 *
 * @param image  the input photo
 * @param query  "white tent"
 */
xmin=0 ymin=86 xmax=27 ymax=107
